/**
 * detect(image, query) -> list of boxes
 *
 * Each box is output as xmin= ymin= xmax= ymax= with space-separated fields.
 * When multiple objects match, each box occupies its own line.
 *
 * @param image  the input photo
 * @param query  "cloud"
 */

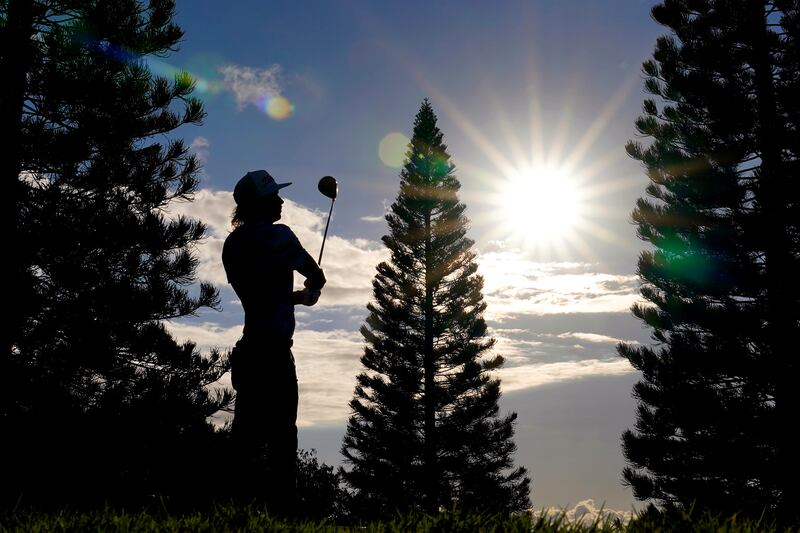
xmin=166 ymin=320 xmax=363 ymax=427
xmin=165 ymin=188 xmax=388 ymax=307
xmin=293 ymin=329 xmax=364 ymax=426
xmin=167 ymin=193 xmax=639 ymax=317
xmin=488 ymin=321 xmax=642 ymax=366
xmin=167 ymin=303 xmax=639 ymax=426
xmin=164 ymin=190 xmax=230 ymax=286
xmin=167 ymin=320 xmax=241 ymax=351
xmin=531 ymin=499 xmax=634 ymax=526
xmin=498 ymin=358 xmax=635 ymax=393
xmin=218 ymin=64 xmax=282 ymax=111
xmin=491 ymin=331 xmax=544 ymax=364
xmin=359 ymin=199 xmax=391 ymax=223
xmin=167 ymin=316 xmax=636 ymax=427
xmin=190 ymin=136 xmax=210 ymax=163
xmin=477 ymin=251 xmax=642 ymax=319
xmin=557 ymin=332 xmax=639 ymax=345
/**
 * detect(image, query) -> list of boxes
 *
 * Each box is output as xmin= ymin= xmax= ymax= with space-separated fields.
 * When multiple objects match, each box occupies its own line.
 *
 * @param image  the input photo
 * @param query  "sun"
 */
xmin=468 ymin=145 xmax=631 ymax=258
xmin=401 ymin=57 xmax=642 ymax=259
xmin=500 ymin=164 xmax=581 ymax=248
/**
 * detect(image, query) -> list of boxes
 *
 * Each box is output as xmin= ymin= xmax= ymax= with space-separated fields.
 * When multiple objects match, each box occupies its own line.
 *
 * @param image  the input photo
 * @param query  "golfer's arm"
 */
xmin=297 ymin=251 xmax=326 ymax=291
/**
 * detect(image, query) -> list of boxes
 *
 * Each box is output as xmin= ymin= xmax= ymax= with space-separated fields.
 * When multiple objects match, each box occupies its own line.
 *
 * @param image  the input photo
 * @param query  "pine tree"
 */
xmin=619 ymin=0 xmax=800 ymax=520
xmin=341 ymin=100 xmax=530 ymax=517
xmin=1 ymin=1 xmax=231 ymax=506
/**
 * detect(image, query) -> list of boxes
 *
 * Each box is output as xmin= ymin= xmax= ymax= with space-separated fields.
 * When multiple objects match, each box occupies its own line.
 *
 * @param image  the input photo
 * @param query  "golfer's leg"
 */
xmin=232 ymin=388 xmax=256 ymax=501
xmin=267 ymin=355 xmax=299 ymax=515
xmin=233 ymin=387 xmax=271 ymax=504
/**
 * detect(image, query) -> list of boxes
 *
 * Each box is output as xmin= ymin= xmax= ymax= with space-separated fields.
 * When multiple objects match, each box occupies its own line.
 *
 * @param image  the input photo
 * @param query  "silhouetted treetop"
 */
xmin=341 ymin=100 xmax=530 ymax=518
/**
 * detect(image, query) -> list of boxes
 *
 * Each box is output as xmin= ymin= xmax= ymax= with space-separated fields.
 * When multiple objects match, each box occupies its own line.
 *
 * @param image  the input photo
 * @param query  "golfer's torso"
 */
xmin=222 ymin=223 xmax=304 ymax=340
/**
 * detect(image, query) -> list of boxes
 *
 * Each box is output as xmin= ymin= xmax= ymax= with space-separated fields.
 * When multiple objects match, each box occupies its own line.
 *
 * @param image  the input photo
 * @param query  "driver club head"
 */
xmin=318 ymin=175 xmax=338 ymax=200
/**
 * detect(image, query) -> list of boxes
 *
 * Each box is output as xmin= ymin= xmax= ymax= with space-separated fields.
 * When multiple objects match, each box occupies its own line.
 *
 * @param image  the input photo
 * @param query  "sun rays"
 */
xmin=400 ymin=60 xmax=642 ymax=261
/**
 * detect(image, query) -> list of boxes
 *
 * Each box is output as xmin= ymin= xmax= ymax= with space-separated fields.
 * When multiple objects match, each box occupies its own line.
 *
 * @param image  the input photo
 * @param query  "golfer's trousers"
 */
xmin=230 ymin=336 xmax=298 ymax=513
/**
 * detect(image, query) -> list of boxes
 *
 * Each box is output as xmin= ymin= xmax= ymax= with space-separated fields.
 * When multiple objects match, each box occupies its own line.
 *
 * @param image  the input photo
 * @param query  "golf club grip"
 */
xmin=318 ymin=198 xmax=335 ymax=265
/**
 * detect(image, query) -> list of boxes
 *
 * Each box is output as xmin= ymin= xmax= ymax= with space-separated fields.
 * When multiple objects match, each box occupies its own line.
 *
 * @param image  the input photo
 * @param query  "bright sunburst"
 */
xmin=478 ymin=151 xmax=630 ymax=259
xmin=402 ymin=65 xmax=643 ymax=259
xmin=499 ymin=163 xmax=582 ymax=248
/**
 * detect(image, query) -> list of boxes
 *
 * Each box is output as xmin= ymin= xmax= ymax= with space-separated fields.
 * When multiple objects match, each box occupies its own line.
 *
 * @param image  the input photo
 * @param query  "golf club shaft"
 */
xmin=318 ymin=198 xmax=335 ymax=265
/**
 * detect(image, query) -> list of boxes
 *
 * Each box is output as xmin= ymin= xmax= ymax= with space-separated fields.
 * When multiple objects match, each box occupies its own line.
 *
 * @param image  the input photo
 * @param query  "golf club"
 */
xmin=317 ymin=175 xmax=338 ymax=265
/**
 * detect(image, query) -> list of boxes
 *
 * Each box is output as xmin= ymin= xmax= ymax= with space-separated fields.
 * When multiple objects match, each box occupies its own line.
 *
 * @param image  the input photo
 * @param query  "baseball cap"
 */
xmin=233 ymin=170 xmax=292 ymax=205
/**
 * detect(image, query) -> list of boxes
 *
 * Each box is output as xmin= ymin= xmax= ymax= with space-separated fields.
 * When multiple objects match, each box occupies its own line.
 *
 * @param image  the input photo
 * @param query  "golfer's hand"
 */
xmin=300 ymin=287 xmax=321 ymax=306
xmin=304 ymin=270 xmax=326 ymax=290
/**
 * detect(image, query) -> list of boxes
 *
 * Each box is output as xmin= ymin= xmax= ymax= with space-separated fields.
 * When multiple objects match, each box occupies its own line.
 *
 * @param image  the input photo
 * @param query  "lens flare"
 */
xmin=73 ymin=29 xmax=295 ymax=118
xmin=72 ymin=30 xmax=229 ymax=102
xmin=379 ymin=132 xmax=410 ymax=168
xmin=146 ymin=57 xmax=180 ymax=79
xmin=185 ymin=53 xmax=226 ymax=95
xmin=266 ymin=96 xmax=294 ymax=120
xmin=145 ymin=57 xmax=222 ymax=98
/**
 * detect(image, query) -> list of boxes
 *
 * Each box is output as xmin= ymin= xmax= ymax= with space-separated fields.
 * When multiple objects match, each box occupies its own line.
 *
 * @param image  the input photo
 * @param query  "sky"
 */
xmin=160 ymin=0 xmax=665 ymax=513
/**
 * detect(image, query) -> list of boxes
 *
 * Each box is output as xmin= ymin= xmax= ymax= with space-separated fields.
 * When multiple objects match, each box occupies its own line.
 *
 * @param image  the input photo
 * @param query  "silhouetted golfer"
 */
xmin=222 ymin=170 xmax=326 ymax=514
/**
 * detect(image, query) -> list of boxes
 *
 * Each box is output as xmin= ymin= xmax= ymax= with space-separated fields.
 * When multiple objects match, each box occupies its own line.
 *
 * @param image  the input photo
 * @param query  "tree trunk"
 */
xmin=748 ymin=0 xmax=798 ymax=520
xmin=423 ymin=210 xmax=437 ymax=513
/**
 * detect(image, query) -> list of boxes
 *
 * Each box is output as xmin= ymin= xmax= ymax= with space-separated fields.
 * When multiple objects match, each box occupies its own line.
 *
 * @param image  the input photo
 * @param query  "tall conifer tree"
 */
xmin=341 ymin=100 xmax=530 ymax=517
xmin=1 ymin=1 xmax=231 ymax=505
xmin=619 ymin=0 xmax=800 ymax=519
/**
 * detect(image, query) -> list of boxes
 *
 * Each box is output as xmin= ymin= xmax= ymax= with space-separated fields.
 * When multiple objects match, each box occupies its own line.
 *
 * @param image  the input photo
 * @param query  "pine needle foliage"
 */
xmin=1 ymin=0 xmax=231 ymax=506
xmin=341 ymin=100 xmax=530 ymax=518
xmin=619 ymin=0 xmax=800 ymax=522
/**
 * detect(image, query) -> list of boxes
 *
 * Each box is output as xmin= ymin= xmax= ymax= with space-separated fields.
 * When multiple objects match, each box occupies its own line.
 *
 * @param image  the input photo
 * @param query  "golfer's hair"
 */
xmin=231 ymin=195 xmax=277 ymax=228
xmin=231 ymin=202 xmax=262 ymax=228
xmin=231 ymin=205 xmax=248 ymax=228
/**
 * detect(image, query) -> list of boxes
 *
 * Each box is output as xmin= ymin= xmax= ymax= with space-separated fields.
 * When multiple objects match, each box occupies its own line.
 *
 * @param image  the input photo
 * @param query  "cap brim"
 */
xmin=262 ymin=181 xmax=291 ymax=196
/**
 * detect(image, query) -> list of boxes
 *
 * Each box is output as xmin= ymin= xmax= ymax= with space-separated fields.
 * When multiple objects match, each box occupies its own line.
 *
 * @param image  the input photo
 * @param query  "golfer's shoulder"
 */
xmin=222 ymin=226 xmax=245 ymax=255
xmin=233 ymin=222 xmax=295 ymax=242
xmin=226 ymin=223 xmax=301 ymax=252
xmin=270 ymin=224 xmax=301 ymax=244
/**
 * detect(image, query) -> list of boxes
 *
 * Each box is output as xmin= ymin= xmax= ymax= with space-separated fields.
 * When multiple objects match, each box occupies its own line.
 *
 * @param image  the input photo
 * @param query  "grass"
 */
xmin=0 ymin=504 xmax=796 ymax=532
